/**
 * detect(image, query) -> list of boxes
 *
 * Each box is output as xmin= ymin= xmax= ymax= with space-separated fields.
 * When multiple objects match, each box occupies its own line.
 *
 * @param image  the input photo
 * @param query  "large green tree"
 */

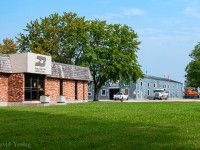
xmin=0 ymin=38 xmax=17 ymax=54
xmin=185 ymin=42 xmax=200 ymax=88
xmin=83 ymin=20 xmax=143 ymax=100
xmin=17 ymin=12 xmax=143 ymax=100
xmin=17 ymin=12 xmax=88 ymax=65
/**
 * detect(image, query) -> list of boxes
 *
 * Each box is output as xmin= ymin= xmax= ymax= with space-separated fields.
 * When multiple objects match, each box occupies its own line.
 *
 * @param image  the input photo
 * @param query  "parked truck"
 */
xmin=184 ymin=87 xmax=199 ymax=99
xmin=153 ymin=89 xmax=168 ymax=100
xmin=113 ymin=92 xmax=128 ymax=102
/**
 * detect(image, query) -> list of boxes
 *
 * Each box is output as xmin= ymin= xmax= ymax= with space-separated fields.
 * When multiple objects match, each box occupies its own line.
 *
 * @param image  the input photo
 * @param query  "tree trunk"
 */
xmin=93 ymin=87 xmax=100 ymax=101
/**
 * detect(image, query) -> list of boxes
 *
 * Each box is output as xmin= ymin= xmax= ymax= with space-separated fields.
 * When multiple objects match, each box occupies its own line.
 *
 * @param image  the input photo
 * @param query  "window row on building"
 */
xmin=139 ymin=82 xmax=179 ymax=89
xmin=88 ymin=75 xmax=183 ymax=100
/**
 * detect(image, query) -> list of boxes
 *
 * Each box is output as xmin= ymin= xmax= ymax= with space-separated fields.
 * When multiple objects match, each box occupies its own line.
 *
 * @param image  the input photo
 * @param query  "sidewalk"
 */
xmin=0 ymin=100 xmax=88 ymax=107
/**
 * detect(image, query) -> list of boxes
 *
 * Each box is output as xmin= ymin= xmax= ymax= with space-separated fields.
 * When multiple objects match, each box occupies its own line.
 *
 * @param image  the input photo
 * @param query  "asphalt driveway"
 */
xmin=99 ymin=99 xmax=200 ymax=102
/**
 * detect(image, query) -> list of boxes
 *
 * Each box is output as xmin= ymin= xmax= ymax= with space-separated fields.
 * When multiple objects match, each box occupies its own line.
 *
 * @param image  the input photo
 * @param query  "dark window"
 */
xmin=83 ymin=81 xmax=85 ymax=100
xmin=75 ymin=81 xmax=78 ymax=100
xmin=25 ymin=74 xmax=45 ymax=101
xmin=60 ymin=79 xmax=63 ymax=95
xmin=101 ymin=89 xmax=106 ymax=96
xmin=148 ymin=90 xmax=150 ymax=95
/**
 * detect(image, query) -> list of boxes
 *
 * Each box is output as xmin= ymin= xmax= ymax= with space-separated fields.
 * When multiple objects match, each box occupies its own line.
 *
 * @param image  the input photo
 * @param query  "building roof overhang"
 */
xmin=0 ymin=53 xmax=93 ymax=81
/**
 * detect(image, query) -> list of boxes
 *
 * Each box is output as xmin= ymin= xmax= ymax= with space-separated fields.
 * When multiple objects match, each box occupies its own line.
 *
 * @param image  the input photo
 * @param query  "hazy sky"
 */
xmin=1 ymin=0 xmax=200 ymax=83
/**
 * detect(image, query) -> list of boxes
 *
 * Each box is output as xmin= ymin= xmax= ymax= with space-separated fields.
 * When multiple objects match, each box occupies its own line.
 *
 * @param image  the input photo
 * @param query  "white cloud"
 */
xmin=136 ymin=28 xmax=163 ymax=37
xmin=106 ymin=13 xmax=124 ymax=19
xmin=184 ymin=7 xmax=200 ymax=18
xmin=93 ymin=8 xmax=145 ymax=22
xmin=94 ymin=8 xmax=145 ymax=22
xmin=122 ymin=8 xmax=145 ymax=16
xmin=164 ymin=18 xmax=184 ymax=27
xmin=95 ymin=13 xmax=124 ymax=22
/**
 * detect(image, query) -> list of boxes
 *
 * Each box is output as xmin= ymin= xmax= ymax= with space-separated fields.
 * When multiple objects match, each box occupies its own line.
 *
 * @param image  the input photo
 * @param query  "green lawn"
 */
xmin=0 ymin=102 xmax=200 ymax=150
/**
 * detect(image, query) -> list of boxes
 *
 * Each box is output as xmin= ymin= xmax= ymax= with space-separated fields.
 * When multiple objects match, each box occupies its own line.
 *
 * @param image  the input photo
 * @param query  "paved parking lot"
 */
xmin=99 ymin=99 xmax=200 ymax=102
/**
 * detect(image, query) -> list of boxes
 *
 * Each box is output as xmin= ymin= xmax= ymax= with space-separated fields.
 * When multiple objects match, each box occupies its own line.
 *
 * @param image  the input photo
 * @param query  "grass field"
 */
xmin=0 ymin=102 xmax=200 ymax=149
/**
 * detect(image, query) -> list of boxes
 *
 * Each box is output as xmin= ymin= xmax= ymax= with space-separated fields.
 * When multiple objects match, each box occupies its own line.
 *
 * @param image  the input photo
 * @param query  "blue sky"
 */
xmin=1 ymin=0 xmax=200 ymax=83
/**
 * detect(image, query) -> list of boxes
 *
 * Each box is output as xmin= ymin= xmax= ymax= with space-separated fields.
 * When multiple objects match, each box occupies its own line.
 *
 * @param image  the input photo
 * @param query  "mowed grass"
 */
xmin=0 ymin=102 xmax=200 ymax=150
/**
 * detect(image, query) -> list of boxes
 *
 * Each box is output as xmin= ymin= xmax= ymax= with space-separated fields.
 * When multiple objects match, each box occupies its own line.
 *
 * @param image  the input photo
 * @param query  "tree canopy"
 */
xmin=185 ymin=42 xmax=200 ymax=88
xmin=82 ymin=20 xmax=143 ymax=100
xmin=0 ymin=38 xmax=17 ymax=54
xmin=17 ymin=12 xmax=88 ymax=65
xmin=17 ymin=12 xmax=143 ymax=100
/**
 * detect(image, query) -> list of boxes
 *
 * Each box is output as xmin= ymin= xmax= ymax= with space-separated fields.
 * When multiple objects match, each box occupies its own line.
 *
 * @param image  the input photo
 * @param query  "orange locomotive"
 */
xmin=184 ymin=87 xmax=199 ymax=99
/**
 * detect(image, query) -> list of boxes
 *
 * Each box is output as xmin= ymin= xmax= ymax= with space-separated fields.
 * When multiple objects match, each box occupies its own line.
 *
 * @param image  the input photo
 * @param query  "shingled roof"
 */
xmin=144 ymin=74 xmax=182 ymax=84
xmin=0 ymin=54 xmax=12 ymax=73
xmin=47 ymin=62 xmax=93 ymax=81
xmin=0 ymin=54 xmax=92 ymax=81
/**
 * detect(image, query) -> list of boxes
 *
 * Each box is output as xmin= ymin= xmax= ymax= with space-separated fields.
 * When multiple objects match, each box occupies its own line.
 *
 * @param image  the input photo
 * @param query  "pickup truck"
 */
xmin=113 ymin=92 xmax=128 ymax=102
xmin=153 ymin=89 xmax=168 ymax=100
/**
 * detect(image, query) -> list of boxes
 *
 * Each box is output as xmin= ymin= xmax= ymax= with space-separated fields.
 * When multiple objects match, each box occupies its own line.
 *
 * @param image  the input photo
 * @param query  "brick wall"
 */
xmin=63 ymin=80 xmax=75 ymax=100
xmin=62 ymin=80 xmax=88 ymax=101
xmin=83 ymin=81 xmax=88 ymax=100
xmin=45 ymin=78 xmax=60 ymax=101
xmin=8 ymin=73 xmax=24 ymax=102
xmin=77 ymin=81 xmax=83 ymax=100
xmin=0 ymin=73 xmax=89 ymax=102
xmin=0 ymin=73 xmax=9 ymax=101
xmin=77 ymin=81 xmax=89 ymax=100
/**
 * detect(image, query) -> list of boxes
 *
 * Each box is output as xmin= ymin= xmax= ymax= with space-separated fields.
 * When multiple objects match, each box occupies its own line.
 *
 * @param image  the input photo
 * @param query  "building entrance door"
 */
xmin=109 ymin=88 xmax=120 ymax=100
xmin=25 ymin=74 xmax=45 ymax=101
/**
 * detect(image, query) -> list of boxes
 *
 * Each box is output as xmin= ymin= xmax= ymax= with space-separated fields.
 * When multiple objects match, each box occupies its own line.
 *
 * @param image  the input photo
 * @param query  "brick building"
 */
xmin=0 ymin=52 xmax=92 ymax=104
